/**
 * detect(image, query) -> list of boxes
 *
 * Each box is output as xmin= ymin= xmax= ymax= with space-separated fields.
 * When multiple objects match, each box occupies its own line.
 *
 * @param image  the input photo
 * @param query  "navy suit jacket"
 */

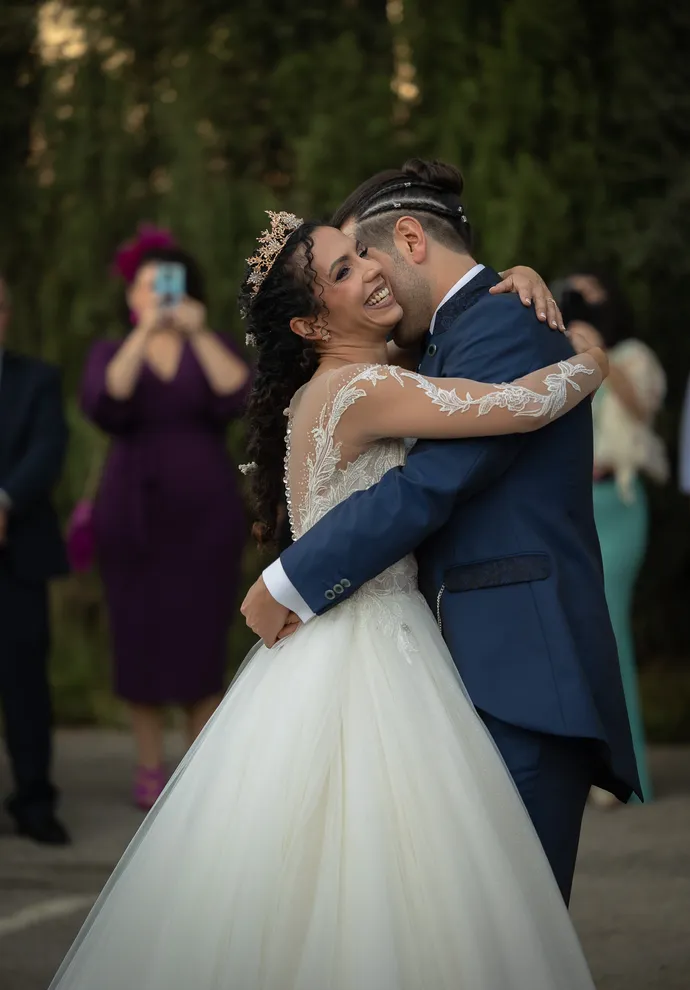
xmin=0 ymin=351 xmax=69 ymax=583
xmin=281 ymin=268 xmax=640 ymax=801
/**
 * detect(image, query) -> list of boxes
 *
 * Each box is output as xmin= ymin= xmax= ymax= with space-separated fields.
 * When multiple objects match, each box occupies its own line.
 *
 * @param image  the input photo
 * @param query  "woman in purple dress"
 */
xmin=81 ymin=229 xmax=251 ymax=810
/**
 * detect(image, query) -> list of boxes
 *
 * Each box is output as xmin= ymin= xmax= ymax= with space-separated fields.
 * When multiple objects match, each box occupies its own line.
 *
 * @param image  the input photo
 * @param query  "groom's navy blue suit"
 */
xmin=279 ymin=267 xmax=641 ymax=902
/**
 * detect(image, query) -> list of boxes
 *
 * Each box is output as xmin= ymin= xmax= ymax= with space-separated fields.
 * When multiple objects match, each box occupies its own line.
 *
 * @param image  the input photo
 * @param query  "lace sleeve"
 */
xmin=335 ymin=353 xmax=604 ymax=443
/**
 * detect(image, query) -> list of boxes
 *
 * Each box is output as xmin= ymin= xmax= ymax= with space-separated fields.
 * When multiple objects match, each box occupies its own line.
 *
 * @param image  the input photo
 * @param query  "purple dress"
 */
xmin=81 ymin=335 xmax=250 ymax=705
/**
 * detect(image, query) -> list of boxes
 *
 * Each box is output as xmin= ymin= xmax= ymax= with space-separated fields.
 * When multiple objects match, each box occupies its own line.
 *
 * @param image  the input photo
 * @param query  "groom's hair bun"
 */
xmin=402 ymin=159 xmax=465 ymax=199
xmin=331 ymin=159 xmax=472 ymax=254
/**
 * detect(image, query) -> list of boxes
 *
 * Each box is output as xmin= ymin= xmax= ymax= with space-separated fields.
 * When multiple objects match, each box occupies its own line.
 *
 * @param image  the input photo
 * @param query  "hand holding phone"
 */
xmin=155 ymin=262 xmax=186 ymax=309
xmin=172 ymin=297 xmax=206 ymax=336
xmin=153 ymin=262 xmax=206 ymax=335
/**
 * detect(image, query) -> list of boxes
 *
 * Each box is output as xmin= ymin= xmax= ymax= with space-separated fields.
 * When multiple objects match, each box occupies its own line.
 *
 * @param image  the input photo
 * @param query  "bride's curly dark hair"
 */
xmin=238 ymin=221 xmax=324 ymax=547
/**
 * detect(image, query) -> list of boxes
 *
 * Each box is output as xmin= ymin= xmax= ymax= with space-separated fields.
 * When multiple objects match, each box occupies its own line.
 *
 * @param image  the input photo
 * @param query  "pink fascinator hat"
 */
xmin=112 ymin=223 xmax=177 ymax=285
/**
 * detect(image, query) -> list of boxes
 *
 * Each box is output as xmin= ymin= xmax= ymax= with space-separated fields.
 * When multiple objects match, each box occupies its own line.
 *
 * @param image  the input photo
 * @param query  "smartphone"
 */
xmin=154 ymin=262 xmax=186 ymax=308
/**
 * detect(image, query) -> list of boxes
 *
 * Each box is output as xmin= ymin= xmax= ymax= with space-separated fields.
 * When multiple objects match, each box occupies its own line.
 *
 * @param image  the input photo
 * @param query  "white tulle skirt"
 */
xmin=49 ymin=589 xmax=594 ymax=990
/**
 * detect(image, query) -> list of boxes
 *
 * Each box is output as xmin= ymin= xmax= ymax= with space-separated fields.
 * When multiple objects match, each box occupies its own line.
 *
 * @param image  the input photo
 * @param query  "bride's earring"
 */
xmin=319 ymin=325 xmax=331 ymax=342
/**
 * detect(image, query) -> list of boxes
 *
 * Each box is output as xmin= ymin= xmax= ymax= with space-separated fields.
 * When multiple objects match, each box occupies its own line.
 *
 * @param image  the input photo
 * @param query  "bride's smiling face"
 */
xmin=291 ymin=226 xmax=403 ymax=343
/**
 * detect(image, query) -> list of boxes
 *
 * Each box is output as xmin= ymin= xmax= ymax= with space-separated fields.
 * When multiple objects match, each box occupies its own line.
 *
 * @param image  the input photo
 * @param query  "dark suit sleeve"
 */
xmin=2 ymin=365 xmax=68 ymax=514
xmin=281 ymin=298 xmax=551 ymax=615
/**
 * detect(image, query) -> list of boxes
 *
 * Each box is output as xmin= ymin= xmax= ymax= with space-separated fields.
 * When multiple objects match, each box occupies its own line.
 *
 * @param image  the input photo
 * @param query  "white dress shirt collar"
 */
xmin=428 ymin=264 xmax=485 ymax=335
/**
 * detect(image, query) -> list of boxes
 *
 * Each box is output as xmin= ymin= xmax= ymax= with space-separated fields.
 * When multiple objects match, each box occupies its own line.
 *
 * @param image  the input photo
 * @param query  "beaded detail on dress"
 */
xmin=284 ymin=391 xmax=418 ymax=600
xmin=284 ymin=370 xmax=421 ymax=656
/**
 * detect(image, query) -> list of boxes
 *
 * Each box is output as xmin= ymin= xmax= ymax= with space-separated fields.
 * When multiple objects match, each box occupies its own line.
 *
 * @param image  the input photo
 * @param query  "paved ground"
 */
xmin=0 ymin=732 xmax=688 ymax=989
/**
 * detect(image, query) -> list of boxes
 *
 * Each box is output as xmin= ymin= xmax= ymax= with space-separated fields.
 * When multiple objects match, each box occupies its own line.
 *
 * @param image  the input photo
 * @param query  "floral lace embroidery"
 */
xmin=284 ymin=360 xmax=594 ymax=661
xmin=284 ymin=370 xmax=422 ymax=659
xmin=379 ymin=362 xmax=595 ymax=420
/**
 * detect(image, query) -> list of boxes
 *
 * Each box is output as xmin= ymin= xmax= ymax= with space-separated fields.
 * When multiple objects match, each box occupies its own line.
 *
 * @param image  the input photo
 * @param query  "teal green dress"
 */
xmin=593 ymin=475 xmax=651 ymax=801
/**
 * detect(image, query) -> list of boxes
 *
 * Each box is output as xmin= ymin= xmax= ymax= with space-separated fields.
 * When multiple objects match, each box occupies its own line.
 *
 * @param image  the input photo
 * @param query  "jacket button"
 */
xmin=427 ymin=343 xmax=437 ymax=356
xmin=334 ymin=583 xmax=344 ymax=595
xmin=325 ymin=589 xmax=336 ymax=601
xmin=341 ymin=578 xmax=351 ymax=588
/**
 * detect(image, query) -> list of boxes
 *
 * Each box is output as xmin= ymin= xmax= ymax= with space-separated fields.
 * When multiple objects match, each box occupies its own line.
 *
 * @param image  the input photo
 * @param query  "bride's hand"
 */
xmin=490 ymin=267 xmax=565 ymax=331
xmin=276 ymin=612 xmax=302 ymax=641
xmin=241 ymin=576 xmax=291 ymax=648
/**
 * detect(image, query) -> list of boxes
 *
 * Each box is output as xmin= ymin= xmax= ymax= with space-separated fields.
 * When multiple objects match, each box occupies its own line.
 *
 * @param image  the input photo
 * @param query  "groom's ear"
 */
xmin=393 ymin=217 xmax=428 ymax=265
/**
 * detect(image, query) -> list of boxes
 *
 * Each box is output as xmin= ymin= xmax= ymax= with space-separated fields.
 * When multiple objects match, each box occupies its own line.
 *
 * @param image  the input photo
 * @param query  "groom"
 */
xmin=242 ymin=160 xmax=641 ymax=903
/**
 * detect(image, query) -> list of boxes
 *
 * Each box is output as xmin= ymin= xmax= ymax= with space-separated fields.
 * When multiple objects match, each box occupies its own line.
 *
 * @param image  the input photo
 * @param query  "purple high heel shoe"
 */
xmin=133 ymin=766 xmax=167 ymax=811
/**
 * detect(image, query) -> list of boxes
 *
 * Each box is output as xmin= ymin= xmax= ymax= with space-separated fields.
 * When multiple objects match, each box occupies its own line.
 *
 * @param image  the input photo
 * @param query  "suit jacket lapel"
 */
xmin=432 ymin=267 xmax=501 ymax=337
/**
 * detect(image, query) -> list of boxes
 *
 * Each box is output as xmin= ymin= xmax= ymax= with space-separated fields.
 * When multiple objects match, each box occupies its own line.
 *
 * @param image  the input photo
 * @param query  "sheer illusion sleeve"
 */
xmin=337 ymin=353 xmax=604 ymax=443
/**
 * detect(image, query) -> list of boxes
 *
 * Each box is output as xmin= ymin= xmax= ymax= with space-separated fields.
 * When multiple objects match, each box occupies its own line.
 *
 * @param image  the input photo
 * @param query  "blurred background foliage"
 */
xmin=1 ymin=0 xmax=690 ymax=736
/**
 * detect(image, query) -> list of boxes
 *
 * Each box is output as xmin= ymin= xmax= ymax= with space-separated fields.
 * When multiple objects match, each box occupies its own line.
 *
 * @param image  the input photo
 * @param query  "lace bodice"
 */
xmin=287 ymin=425 xmax=407 ymax=539
xmin=285 ymin=380 xmax=418 ymax=604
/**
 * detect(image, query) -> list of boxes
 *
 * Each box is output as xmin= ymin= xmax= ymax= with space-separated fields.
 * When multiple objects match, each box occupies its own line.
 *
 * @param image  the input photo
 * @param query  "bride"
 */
xmin=48 ymin=214 xmax=606 ymax=990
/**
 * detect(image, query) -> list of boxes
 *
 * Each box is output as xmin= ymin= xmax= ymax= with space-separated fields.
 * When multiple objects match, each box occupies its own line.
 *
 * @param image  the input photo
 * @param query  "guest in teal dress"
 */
xmin=559 ymin=272 xmax=668 ymax=807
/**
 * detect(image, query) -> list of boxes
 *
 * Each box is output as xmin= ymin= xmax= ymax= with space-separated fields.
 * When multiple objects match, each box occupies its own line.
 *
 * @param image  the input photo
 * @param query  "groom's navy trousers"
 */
xmin=279 ymin=267 xmax=641 ymax=902
xmin=477 ymin=712 xmax=593 ymax=904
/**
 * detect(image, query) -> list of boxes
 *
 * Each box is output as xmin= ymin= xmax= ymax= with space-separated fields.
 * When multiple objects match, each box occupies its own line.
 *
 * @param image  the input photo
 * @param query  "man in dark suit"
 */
xmin=0 ymin=274 xmax=70 ymax=844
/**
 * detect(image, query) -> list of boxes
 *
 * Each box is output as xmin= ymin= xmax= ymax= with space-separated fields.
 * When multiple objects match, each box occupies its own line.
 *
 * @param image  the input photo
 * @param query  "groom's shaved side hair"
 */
xmin=331 ymin=159 xmax=473 ymax=255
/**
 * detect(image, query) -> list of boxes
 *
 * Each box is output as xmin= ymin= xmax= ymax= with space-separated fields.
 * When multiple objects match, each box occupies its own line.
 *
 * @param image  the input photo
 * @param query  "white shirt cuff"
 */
xmin=263 ymin=558 xmax=316 ymax=624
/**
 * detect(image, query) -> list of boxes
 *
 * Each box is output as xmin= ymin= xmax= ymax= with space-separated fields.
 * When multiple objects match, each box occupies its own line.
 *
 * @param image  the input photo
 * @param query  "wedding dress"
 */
xmin=49 ymin=361 xmax=597 ymax=990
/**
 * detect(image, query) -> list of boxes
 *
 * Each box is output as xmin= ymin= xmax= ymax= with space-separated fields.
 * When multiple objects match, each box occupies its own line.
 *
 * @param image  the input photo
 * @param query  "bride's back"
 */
xmin=285 ymin=365 xmax=407 ymax=541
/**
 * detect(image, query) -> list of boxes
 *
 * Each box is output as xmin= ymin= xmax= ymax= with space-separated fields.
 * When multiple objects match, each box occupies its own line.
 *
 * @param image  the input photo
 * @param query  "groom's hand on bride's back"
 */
xmin=490 ymin=267 xmax=566 ymax=331
xmin=241 ymin=576 xmax=292 ymax=647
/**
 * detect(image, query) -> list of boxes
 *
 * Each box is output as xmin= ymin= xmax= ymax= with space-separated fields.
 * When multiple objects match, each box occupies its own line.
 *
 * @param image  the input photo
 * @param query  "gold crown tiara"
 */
xmin=246 ymin=210 xmax=304 ymax=296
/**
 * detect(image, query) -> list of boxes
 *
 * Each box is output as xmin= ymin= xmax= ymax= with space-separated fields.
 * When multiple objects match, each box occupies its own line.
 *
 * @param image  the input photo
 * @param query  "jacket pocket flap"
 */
xmin=444 ymin=554 xmax=551 ymax=592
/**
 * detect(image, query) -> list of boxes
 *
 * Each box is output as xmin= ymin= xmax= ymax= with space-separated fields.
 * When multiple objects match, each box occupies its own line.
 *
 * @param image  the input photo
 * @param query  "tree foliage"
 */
xmin=2 ymin=0 xmax=689 ymax=727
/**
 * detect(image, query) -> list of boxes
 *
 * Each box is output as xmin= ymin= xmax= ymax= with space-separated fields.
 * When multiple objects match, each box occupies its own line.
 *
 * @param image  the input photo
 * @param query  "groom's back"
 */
xmin=416 ymin=286 xmax=638 ymax=799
